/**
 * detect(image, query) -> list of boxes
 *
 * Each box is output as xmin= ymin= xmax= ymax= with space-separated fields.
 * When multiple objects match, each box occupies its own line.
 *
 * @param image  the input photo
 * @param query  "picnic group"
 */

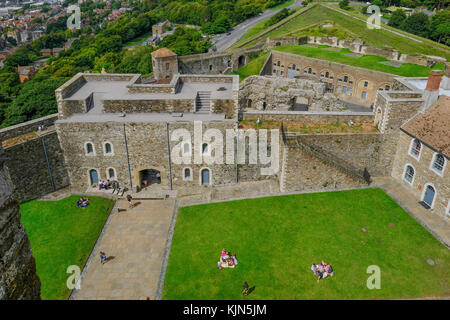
xmin=311 ymin=261 xmax=334 ymax=282
xmin=217 ymin=249 xmax=238 ymax=269
xmin=76 ymin=197 xmax=90 ymax=208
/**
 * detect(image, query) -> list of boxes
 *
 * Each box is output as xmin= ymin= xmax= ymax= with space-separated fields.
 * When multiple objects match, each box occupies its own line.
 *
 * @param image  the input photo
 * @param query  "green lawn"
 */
xmin=124 ymin=30 xmax=153 ymax=47
xmin=274 ymin=45 xmax=444 ymax=77
xmin=231 ymin=51 xmax=270 ymax=81
xmin=269 ymin=0 xmax=294 ymax=10
xmin=234 ymin=4 xmax=450 ymax=60
xmin=20 ymin=196 xmax=115 ymax=300
xmin=163 ymin=188 xmax=450 ymax=299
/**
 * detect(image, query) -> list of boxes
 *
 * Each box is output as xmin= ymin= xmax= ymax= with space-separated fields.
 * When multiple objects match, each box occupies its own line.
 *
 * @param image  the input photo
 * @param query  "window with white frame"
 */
xmin=107 ymin=168 xmax=116 ymax=179
xmin=431 ymin=153 xmax=445 ymax=175
xmin=403 ymin=165 xmax=415 ymax=184
xmin=409 ymin=139 xmax=421 ymax=159
xmin=104 ymin=142 xmax=113 ymax=155
xmin=85 ymin=142 xmax=95 ymax=155
xmin=361 ymin=91 xmax=367 ymax=100
xmin=183 ymin=167 xmax=192 ymax=181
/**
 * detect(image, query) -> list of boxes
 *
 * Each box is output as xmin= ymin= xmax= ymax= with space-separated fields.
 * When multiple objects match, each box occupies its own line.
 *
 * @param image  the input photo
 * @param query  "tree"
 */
xmin=339 ymin=0 xmax=350 ymax=10
xmin=429 ymin=10 xmax=450 ymax=44
xmin=399 ymin=13 xmax=430 ymax=38
xmin=388 ymin=9 xmax=407 ymax=28
xmin=2 ymin=77 xmax=69 ymax=127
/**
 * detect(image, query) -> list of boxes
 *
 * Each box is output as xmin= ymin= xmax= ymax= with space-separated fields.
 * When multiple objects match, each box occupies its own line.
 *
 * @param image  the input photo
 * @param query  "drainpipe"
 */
xmin=166 ymin=122 xmax=173 ymax=190
xmin=41 ymin=136 xmax=55 ymax=192
xmin=235 ymin=123 xmax=239 ymax=184
xmin=123 ymin=124 xmax=133 ymax=190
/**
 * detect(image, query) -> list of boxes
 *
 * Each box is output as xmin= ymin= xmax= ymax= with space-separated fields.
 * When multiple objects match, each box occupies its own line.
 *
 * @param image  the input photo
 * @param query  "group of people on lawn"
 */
xmin=217 ymin=248 xmax=334 ymax=283
xmin=217 ymin=249 xmax=238 ymax=269
xmin=76 ymin=197 xmax=90 ymax=208
xmin=311 ymin=261 xmax=334 ymax=282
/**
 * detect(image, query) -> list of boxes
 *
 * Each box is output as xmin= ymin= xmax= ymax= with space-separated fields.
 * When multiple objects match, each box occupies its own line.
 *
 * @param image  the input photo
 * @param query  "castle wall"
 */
xmin=179 ymin=53 xmax=232 ymax=74
xmin=280 ymin=144 xmax=365 ymax=193
xmin=391 ymin=131 xmax=449 ymax=218
xmin=0 ymin=114 xmax=58 ymax=141
xmin=0 ymin=146 xmax=41 ymax=300
xmin=270 ymin=51 xmax=397 ymax=107
xmin=4 ymin=131 xmax=70 ymax=202
xmin=241 ymin=110 xmax=374 ymax=123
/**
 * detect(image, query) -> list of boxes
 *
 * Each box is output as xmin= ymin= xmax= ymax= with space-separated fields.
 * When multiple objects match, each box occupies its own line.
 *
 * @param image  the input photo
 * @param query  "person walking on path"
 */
xmin=242 ymin=281 xmax=249 ymax=296
xmin=100 ymin=251 xmax=107 ymax=265
xmin=126 ymin=194 xmax=133 ymax=209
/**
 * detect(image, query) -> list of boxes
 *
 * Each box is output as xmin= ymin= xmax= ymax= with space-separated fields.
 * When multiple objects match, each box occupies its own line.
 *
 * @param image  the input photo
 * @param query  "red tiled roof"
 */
xmin=401 ymin=95 xmax=450 ymax=158
xmin=151 ymin=48 xmax=177 ymax=58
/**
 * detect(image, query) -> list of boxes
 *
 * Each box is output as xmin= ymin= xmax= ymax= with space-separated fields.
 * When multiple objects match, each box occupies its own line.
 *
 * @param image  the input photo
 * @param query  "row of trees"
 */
xmin=388 ymin=9 xmax=450 ymax=44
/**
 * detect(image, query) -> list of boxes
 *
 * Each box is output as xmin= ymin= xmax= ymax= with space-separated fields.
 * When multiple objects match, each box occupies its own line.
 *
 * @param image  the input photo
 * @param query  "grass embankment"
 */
xmin=235 ymin=4 xmax=450 ymax=60
xmin=163 ymin=189 xmax=450 ymax=299
xmin=231 ymin=52 xmax=270 ymax=81
xmin=21 ymin=196 xmax=114 ymax=300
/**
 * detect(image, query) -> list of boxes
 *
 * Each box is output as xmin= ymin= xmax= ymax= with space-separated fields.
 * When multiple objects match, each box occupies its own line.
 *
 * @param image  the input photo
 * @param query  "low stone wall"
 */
xmin=4 ymin=130 xmax=70 ymax=202
xmin=211 ymin=99 xmax=237 ymax=118
xmin=102 ymin=99 xmax=195 ymax=113
xmin=0 ymin=113 xmax=58 ymax=141
xmin=241 ymin=110 xmax=374 ymax=123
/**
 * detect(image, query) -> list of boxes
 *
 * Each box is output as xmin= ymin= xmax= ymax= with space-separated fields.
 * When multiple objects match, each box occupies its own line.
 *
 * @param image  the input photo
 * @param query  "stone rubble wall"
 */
xmin=239 ymin=75 xmax=346 ymax=111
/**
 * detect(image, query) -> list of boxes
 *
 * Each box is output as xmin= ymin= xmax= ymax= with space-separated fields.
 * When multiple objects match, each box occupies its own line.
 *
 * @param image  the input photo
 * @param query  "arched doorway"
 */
xmin=422 ymin=185 xmax=435 ymax=208
xmin=139 ymin=169 xmax=161 ymax=188
xmin=201 ymin=168 xmax=210 ymax=185
xmin=89 ymin=169 xmax=99 ymax=185
xmin=238 ymin=56 xmax=245 ymax=68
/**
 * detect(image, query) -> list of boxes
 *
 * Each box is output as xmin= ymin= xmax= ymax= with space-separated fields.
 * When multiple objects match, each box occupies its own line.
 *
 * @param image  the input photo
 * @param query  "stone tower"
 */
xmin=0 ymin=146 xmax=41 ymax=300
xmin=151 ymin=48 xmax=178 ymax=81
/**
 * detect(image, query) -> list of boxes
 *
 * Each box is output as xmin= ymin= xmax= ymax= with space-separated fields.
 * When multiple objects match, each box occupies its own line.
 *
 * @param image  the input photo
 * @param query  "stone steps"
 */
xmin=195 ymin=91 xmax=211 ymax=113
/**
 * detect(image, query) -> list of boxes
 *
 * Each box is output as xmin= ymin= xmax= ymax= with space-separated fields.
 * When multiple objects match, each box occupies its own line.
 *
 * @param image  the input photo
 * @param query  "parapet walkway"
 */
xmin=373 ymin=176 xmax=450 ymax=248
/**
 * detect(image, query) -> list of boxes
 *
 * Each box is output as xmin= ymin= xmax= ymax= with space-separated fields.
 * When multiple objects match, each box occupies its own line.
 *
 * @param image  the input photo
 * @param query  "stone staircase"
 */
xmin=195 ymin=91 xmax=211 ymax=114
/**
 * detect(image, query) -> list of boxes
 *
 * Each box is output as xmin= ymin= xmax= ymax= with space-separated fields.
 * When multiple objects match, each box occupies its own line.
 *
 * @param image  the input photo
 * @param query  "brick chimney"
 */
xmin=422 ymin=70 xmax=442 ymax=110
xmin=440 ymin=62 xmax=450 ymax=90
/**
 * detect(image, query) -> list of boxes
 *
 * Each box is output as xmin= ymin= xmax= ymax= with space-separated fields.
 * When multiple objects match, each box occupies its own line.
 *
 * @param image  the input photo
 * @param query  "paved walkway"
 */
xmin=72 ymin=199 xmax=176 ymax=300
xmin=373 ymin=177 xmax=450 ymax=248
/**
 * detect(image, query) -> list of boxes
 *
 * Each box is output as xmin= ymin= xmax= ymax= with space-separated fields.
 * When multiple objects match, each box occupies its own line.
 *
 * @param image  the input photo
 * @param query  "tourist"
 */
xmin=105 ymin=179 xmax=111 ymax=189
xmin=323 ymin=261 xmax=334 ymax=277
xmin=311 ymin=264 xmax=323 ymax=282
xmin=126 ymin=194 xmax=133 ymax=209
xmin=231 ymin=253 xmax=238 ymax=265
xmin=242 ymin=282 xmax=249 ymax=296
xmin=221 ymin=249 xmax=227 ymax=262
xmin=100 ymin=251 xmax=107 ymax=265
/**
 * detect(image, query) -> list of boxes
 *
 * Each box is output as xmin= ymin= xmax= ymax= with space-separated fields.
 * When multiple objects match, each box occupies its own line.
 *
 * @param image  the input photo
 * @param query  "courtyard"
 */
xmin=162 ymin=188 xmax=450 ymax=299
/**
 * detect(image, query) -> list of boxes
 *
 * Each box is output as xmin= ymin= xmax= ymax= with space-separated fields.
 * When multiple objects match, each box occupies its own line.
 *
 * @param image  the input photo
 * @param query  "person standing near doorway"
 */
xmin=126 ymin=194 xmax=133 ymax=209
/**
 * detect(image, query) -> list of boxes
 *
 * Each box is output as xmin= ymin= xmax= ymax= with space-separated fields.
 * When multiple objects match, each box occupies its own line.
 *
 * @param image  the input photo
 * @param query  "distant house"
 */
xmin=17 ymin=66 xmax=37 ymax=83
xmin=52 ymin=48 xmax=64 ymax=57
xmin=152 ymin=20 xmax=171 ymax=39
xmin=40 ymin=48 xmax=52 ymax=56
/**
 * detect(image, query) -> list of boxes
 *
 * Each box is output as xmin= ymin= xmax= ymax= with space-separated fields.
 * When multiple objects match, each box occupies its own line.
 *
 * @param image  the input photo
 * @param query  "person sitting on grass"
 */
xmin=322 ymin=261 xmax=334 ymax=277
xmin=76 ymin=199 xmax=82 ymax=208
xmin=311 ymin=263 xmax=324 ymax=282
xmin=231 ymin=253 xmax=238 ymax=265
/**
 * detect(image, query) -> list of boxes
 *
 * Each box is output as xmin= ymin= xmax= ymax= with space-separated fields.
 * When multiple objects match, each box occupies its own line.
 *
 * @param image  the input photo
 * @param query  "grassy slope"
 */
xmin=123 ymin=30 xmax=153 ymax=47
xmin=269 ymin=0 xmax=295 ymax=10
xmin=274 ymin=45 xmax=444 ymax=77
xmin=236 ymin=4 xmax=450 ymax=60
xmin=163 ymin=189 xmax=450 ymax=300
xmin=20 ymin=196 xmax=114 ymax=300
xmin=231 ymin=51 xmax=270 ymax=81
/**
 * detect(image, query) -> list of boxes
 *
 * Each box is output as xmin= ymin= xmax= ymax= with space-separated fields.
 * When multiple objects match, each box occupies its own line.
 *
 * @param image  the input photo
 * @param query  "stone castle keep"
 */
xmin=0 ymin=47 xmax=449 ymax=221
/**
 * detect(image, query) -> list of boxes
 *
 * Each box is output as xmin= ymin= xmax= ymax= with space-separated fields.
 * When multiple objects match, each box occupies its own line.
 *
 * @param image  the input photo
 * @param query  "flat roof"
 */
xmin=403 ymin=78 xmax=450 ymax=96
xmin=64 ymin=78 xmax=234 ymax=113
